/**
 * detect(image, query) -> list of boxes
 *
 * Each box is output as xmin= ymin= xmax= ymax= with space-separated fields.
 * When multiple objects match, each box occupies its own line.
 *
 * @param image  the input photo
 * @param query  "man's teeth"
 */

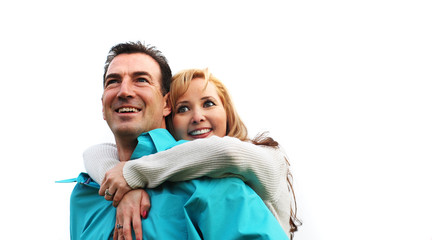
xmin=190 ymin=129 xmax=211 ymax=136
xmin=118 ymin=107 xmax=139 ymax=113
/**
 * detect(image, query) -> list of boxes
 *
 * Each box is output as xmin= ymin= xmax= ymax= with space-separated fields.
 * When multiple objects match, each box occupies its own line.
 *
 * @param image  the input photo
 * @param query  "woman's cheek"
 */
xmin=172 ymin=115 xmax=187 ymax=139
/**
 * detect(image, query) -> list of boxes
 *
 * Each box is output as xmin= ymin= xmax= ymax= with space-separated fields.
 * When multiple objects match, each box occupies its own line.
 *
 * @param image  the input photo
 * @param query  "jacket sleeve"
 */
xmin=83 ymin=143 xmax=119 ymax=185
xmin=184 ymin=178 xmax=290 ymax=240
xmin=124 ymin=136 xmax=289 ymax=201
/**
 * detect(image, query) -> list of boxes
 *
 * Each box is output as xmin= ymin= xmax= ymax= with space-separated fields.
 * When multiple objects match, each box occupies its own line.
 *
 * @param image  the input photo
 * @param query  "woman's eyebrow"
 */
xmin=201 ymin=96 xmax=216 ymax=101
xmin=175 ymin=100 xmax=189 ymax=107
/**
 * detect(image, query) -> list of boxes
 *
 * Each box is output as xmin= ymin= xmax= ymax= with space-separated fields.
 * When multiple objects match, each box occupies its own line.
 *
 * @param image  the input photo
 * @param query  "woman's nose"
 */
xmin=191 ymin=110 xmax=205 ymax=124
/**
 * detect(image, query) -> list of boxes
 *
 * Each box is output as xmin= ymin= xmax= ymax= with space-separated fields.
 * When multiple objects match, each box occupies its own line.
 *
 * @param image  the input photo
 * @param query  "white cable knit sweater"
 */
xmin=84 ymin=136 xmax=294 ymax=235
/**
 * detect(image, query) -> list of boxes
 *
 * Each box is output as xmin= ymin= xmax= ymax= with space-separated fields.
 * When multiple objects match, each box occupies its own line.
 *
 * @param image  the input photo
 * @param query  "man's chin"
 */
xmin=111 ymin=126 xmax=142 ymax=139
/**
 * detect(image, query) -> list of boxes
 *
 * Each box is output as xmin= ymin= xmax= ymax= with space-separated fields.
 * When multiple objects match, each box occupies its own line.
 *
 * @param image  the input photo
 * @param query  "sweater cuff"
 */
xmin=123 ymin=160 xmax=150 ymax=189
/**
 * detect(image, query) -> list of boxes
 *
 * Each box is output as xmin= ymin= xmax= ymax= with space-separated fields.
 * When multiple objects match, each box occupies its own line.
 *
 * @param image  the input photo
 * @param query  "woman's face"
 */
xmin=172 ymin=78 xmax=227 ymax=140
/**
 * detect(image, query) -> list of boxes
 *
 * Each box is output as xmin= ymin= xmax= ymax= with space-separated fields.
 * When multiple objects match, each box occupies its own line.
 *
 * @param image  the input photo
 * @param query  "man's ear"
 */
xmin=163 ymin=93 xmax=172 ymax=117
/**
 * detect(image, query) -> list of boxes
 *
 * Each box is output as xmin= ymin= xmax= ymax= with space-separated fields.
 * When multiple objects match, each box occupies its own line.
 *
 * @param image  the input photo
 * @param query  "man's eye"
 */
xmin=137 ymin=78 xmax=149 ymax=83
xmin=105 ymin=79 xmax=119 ymax=87
xmin=177 ymin=106 xmax=189 ymax=113
xmin=203 ymin=100 xmax=216 ymax=108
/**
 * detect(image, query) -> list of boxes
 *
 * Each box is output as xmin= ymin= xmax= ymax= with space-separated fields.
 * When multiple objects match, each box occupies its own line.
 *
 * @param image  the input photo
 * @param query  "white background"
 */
xmin=1 ymin=1 xmax=431 ymax=239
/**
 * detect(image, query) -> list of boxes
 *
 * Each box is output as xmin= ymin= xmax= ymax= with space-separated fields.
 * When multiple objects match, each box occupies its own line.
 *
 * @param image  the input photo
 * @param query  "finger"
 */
xmin=114 ymin=213 xmax=122 ymax=240
xmin=113 ymin=223 xmax=118 ymax=240
xmin=112 ymin=187 xmax=128 ymax=204
xmin=118 ymin=227 xmax=124 ymax=240
xmin=104 ymin=187 xmax=117 ymax=201
xmin=132 ymin=209 xmax=143 ymax=240
xmin=140 ymin=190 xmax=151 ymax=219
xmin=116 ymin=222 xmax=125 ymax=240
xmin=122 ymin=219 xmax=132 ymax=240
xmin=98 ymin=176 xmax=108 ymax=196
xmin=98 ymin=186 xmax=105 ymax=196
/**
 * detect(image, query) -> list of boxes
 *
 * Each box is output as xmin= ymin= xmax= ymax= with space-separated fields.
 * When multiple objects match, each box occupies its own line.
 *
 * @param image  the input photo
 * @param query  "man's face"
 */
xmin=102 ymin=53 xmax=171 ymax=140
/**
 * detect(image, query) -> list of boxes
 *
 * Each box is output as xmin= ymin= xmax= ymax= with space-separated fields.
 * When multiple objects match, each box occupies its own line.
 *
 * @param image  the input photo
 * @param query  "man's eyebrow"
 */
xmin=105 ymin=73 xmax=121 ymax=80
xmin=132 ymin=71 xmax=152 ymax=78
xmin=105 ymin=72 xmax=152 ymax=80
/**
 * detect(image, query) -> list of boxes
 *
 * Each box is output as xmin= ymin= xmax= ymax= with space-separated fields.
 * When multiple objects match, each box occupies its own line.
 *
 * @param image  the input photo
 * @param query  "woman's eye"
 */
xmin=177 ymin=106 xmax=190 ymax=113
xmin=203 ymin=100 xmax=216 ymax=108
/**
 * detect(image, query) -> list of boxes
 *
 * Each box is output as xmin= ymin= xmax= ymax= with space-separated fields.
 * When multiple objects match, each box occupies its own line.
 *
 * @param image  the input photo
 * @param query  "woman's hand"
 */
xmin=98 ymin=161 xmax=132 ymax=206
xmin=113 ymin=189 xmax=150 ymax=240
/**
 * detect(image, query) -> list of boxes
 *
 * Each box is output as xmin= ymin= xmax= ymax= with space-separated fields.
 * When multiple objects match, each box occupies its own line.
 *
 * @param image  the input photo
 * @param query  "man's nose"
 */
xmin=117 ymin=80 xmax=134 ymax=99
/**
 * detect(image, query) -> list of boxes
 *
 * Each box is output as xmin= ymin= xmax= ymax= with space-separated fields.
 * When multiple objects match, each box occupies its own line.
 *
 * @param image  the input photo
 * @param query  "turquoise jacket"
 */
xmin=67 ymin=129 xmax=289 ymax=239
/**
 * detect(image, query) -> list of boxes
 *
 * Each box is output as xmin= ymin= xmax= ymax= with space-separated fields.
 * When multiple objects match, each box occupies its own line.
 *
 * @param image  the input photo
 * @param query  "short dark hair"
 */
xmin=103 ymin=41 xmax=172 ymax=95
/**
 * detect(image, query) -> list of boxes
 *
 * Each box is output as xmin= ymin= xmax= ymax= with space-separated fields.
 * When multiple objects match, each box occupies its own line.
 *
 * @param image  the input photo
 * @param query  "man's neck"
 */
xmin=114 ymin=125 xmax=167 ymax=161
xmin=115 ymin=138 xmax=138 ymax=162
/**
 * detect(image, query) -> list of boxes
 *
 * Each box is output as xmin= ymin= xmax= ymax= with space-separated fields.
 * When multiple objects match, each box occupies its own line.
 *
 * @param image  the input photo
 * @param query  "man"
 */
xmin=68 ymin=41 xmax=289 ymax=239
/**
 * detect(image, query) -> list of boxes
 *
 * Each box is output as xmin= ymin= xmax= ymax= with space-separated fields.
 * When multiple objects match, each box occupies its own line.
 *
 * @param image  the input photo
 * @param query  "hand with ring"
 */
xmin=98 ymin=161 xmax=132 ymax=206
xmin=113 ymin=189 xmax=150 ymax=240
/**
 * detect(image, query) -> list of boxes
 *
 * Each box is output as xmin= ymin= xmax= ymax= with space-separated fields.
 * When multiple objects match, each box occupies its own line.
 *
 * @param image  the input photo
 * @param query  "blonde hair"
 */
xmin=167 ymin=68 xmax=248 ymax=141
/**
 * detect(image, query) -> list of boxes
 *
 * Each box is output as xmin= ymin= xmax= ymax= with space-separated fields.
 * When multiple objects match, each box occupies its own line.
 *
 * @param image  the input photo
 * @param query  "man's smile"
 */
xmin=115 ymin=107 xmax=141 ymax=113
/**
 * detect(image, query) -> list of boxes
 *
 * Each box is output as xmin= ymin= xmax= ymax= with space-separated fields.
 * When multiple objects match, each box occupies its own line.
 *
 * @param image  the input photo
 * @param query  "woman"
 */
xmin=85 ymin=68 xmax=300 ymax=239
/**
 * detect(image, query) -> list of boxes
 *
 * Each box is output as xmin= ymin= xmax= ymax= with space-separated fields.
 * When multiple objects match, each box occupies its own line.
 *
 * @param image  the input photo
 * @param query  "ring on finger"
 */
xmin=105 ymin=189 xmax=113 ymax=197
xmin=116 ymin=223 xmax=123 ymax=229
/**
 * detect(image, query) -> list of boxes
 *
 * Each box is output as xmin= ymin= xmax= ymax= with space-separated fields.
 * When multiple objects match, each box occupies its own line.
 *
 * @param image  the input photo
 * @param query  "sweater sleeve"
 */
xmin=83 ymin=143 xmax=119 ymax=185
xmin=124 ymin=136 xmax=289 ymax=201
